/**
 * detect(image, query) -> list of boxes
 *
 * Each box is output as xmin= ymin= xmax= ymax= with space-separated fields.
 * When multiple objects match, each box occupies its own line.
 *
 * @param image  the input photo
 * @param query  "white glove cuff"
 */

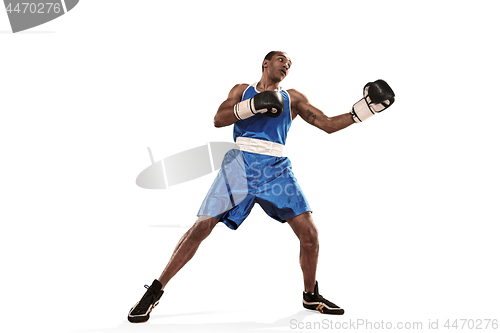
xmin=351 ymin=97 xmax=375 ymax=123
xmin=234 ymin=98 xmax=257 ymax=120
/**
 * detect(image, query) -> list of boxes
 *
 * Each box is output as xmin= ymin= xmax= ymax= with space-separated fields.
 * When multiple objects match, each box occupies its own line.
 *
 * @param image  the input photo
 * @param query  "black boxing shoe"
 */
xmin=302 ymin=281 xmax=344 ymax=315
xmin=128 ymin=279 xmax=164 ymax=323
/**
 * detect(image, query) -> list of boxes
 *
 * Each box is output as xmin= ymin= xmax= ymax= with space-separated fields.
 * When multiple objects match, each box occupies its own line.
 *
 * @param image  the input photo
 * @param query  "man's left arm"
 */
xmin=289 ymin=80 xmax=395 ymax=133
xmin=289 ymin=89 xmax=354 ymax=134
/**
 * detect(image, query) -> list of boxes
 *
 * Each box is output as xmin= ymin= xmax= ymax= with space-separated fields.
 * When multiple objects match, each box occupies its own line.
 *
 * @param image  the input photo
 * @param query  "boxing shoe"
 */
xmin=302 ymin=281 xmax=344 ymax=315
xmin=128 ymin=279 xmax=164 ymax=323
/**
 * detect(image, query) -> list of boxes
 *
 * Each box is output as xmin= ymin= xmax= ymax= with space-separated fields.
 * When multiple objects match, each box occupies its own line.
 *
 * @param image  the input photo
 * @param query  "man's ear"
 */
xmin=262 ymin=59 xmax=269 ymax=69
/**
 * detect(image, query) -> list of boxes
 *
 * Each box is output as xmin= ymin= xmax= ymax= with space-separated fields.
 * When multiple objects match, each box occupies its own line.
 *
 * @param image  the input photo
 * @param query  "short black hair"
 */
xmin=262 ymin=51 xmax=290 ymax=72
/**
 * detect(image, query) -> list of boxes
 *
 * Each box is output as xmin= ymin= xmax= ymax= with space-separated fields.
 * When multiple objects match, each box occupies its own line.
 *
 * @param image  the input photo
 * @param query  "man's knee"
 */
xmin=289 ymin=213 xmax=319 ymax=249
xmin=301 ymin=225 xmax=319 ymax=250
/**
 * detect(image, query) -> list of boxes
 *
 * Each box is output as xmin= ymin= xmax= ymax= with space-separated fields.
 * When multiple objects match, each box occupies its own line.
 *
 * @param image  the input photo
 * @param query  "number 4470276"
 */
xmin=444 ymin=319 xmax=498 ymax=330
xmin=5 ymin=2 xmax=62 ymax=14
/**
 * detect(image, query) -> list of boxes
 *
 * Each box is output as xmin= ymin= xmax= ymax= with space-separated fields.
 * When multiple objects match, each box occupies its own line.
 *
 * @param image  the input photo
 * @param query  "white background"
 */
xmin=1 ymin=1 xmax=499 ymax=332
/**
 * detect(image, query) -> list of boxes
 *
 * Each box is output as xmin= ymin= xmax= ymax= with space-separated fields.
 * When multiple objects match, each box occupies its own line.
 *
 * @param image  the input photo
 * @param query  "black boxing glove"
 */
xmin=350 ymin=80 xmax=395 ymax=123
xmin=234 ymin=91 xmax=284 ymax=120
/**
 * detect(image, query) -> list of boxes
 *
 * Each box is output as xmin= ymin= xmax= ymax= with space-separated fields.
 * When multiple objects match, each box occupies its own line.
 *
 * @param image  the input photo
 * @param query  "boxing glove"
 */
xmin=350 ymin=80 xmax=395 ymax=123
xmin=234 ymin=91 xmax=284 ymax=120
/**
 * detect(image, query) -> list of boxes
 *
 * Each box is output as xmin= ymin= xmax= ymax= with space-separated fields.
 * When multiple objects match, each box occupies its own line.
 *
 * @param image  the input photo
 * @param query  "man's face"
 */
xmin=264 ymin=52 xmax=292 ymax=81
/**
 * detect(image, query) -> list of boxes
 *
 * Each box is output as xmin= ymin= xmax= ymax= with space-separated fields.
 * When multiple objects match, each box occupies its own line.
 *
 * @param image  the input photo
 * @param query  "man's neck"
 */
xmin=256 ymin=77 xmax=281 ymax=92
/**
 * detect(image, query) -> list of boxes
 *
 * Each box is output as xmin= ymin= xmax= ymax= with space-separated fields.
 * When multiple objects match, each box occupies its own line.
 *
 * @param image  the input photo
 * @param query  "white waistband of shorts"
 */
xmin=235 ymin=137 xmax=285 ymax=157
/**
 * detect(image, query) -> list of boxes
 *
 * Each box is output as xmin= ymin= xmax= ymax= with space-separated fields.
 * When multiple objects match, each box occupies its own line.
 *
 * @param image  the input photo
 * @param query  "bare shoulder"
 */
xmin=233 ymin=83 xmax=250 ymax=90
xmin=287 ymin=88 xmax=309 ymax=102
xmin=228 ymin=83 xmax=250 ymax=99
xmin=286 ymin=88 xmax=309 ymax=108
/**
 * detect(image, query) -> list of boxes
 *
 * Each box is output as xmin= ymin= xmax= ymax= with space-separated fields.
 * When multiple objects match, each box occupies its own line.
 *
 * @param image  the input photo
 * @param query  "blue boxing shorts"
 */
xmin=197 ymin=148 xmax=312 ymax=230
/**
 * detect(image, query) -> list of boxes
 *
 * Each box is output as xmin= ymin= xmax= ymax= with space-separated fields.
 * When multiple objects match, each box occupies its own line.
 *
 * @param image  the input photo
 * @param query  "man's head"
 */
xmin=261 ymin=51 xmax=292 ymax=81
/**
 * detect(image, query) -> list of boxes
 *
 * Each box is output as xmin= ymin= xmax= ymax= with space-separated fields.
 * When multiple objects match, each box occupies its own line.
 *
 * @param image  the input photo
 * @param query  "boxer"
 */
xmin=128 ymin=51 xmax=395 ymax=323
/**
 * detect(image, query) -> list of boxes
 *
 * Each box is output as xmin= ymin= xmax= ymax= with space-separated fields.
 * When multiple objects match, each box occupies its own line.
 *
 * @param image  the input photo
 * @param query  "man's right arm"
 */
xmin=213 ymin=84 xmax=249 ymax=128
